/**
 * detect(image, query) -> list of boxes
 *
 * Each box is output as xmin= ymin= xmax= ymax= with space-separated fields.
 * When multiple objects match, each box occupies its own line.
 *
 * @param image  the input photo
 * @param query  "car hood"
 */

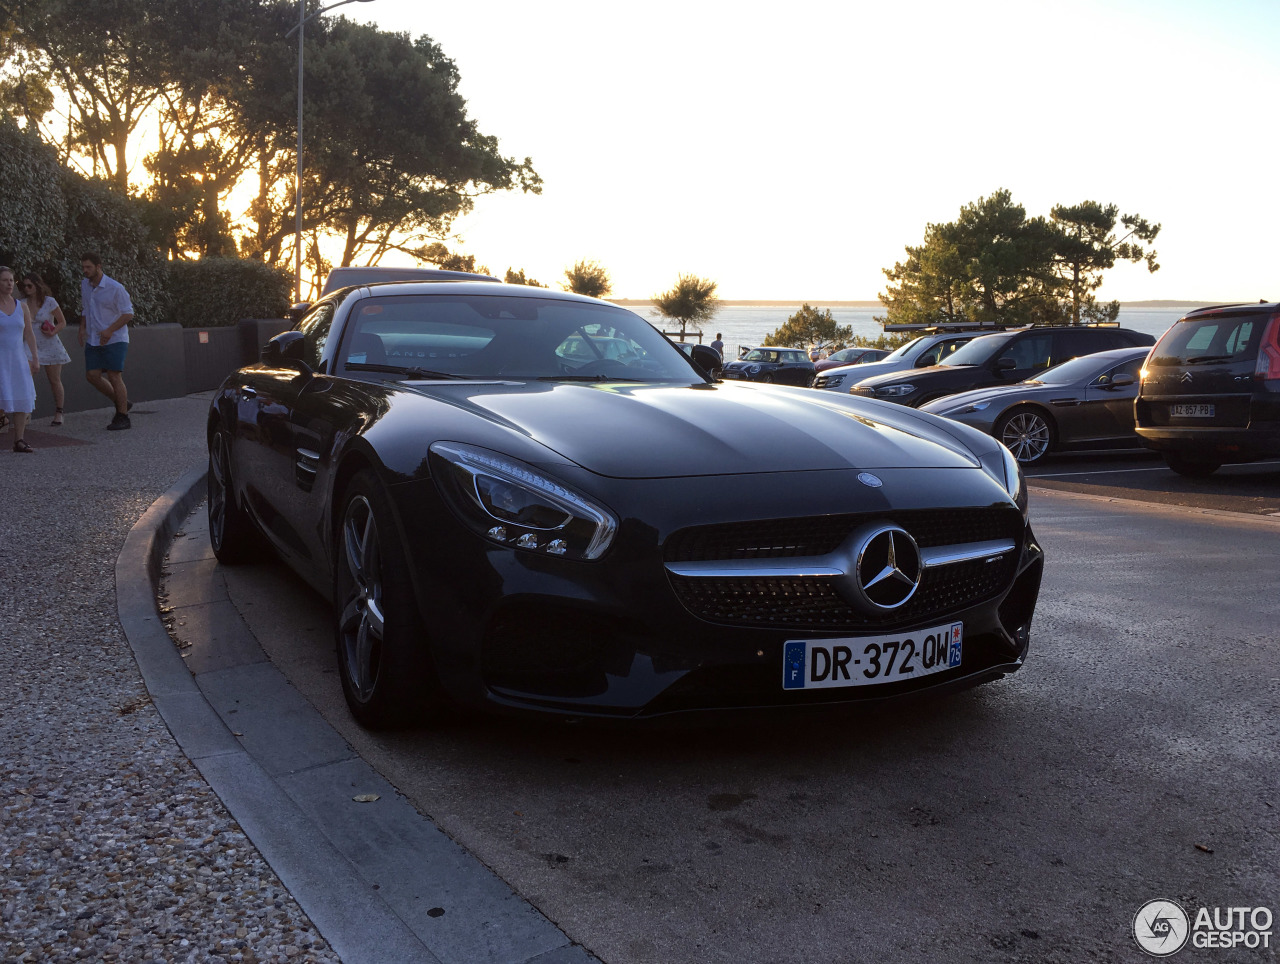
xmin=406 ymin=380 xmax=981 ymax=479
xmin=921 ymin=382 xmax=1045 ymax=412
xmin=822 ymin=357 xmax=912 ymax=382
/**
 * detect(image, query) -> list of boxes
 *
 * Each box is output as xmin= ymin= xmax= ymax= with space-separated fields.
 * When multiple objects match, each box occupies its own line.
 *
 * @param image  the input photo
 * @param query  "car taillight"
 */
xmin=1255 ymin=313 xmax=1280 ymax=384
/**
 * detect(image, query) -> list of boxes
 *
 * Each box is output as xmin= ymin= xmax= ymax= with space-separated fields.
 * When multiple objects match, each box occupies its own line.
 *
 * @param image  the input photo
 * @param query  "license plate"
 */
xmin=1171 ymin=403 xmax=1214 ymax=417
xmin=782 ymin=622 xmax=962 ymax=690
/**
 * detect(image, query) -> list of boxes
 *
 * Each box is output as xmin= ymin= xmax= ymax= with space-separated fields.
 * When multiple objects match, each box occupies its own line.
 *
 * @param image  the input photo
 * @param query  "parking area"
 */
xmin=166 ymin=483 xmax=1280 ymax=963
xmin=1025 ymin=450 xmax=1280 ymax=517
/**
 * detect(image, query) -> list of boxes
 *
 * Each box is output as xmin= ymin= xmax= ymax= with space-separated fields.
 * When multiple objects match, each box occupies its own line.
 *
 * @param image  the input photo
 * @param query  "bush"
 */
xmin=54 ymin=172 xmax=168 ymax=323
xmin=0 ymin=116 xmax=68 ymax=279
xmin=164 ymin=257 xmax=291 ymax=328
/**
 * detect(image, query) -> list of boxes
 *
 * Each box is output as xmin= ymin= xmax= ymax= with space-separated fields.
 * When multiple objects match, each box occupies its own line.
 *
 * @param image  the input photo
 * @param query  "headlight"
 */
xmin=875 ymin=383 xmax=916 ymax=397
xmin=429 ymin=442 xmax=618 ymax=560
xmin=824 ymin=374 xmax=844 ymax=387
xmin=963 ymin=401 xmax=990 ymax=413
xmin=981 ymin=442 xmax=1028 ymax=519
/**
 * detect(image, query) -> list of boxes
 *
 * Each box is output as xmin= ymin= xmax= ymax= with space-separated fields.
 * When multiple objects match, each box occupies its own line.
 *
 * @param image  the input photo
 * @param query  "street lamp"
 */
xmin=287 ymin=0 xmax=377 ymax=302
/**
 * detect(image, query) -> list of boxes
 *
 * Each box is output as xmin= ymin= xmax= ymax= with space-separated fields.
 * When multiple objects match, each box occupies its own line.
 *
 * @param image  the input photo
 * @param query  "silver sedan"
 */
xmin=920 ymin=346 xmax=1150 ymax=464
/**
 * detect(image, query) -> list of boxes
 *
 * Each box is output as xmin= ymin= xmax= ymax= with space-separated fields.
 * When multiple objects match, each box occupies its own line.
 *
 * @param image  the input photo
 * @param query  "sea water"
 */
xmin=633 ymin=304 xmax=1192 ymax=358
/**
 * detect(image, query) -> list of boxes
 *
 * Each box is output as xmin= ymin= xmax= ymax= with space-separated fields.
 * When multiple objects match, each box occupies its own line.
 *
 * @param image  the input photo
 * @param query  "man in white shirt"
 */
xmin=78 ymin=252 xmax=134 ymax=430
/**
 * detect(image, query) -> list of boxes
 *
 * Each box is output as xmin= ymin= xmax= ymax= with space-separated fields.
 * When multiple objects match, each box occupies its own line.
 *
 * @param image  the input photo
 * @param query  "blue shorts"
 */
xmin=85 ymin=341 xmax=128 ymax=372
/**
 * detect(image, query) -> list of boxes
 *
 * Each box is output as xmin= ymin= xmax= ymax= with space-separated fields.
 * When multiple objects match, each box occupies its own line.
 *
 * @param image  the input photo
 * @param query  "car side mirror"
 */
xmin=288 ymin=302 xmax=311 ymax=325
xmin=1109 ymin=373 xmax=1135 ymax=388
xmin=915 ymin=355 xmax=935 ymax=368
xmin=688 ymin=344 xmax=722 ymax=377
xmin=262 ymin=330 xmax=311 ymax=373
xmin=996 ymin=357 xmax=1018 ymax=371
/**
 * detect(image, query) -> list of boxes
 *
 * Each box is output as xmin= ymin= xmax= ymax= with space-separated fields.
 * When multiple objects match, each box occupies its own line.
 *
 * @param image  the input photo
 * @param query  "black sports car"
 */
xmin=207 ymin=282 xmax=1043 ymax=727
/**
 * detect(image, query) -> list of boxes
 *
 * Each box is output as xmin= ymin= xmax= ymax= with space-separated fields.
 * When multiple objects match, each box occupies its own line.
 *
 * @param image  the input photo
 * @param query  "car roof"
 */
xmin=321 ymin=266 xmax=501 ymax=293
xmin=331 ymin=280 xmax=613 ymax=306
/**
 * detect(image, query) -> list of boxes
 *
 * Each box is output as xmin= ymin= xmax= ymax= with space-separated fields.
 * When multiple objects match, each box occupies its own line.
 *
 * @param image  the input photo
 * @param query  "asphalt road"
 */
xmin=210 ymin=484 xmax=1280 ymax=964
xmin=1024 ymin=449 xmax=1280 ymax=517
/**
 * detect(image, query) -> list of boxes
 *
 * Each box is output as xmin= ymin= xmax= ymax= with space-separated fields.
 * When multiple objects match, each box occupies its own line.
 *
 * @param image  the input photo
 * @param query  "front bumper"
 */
xmin=387 ymin=472 xmax=1044 ymax=720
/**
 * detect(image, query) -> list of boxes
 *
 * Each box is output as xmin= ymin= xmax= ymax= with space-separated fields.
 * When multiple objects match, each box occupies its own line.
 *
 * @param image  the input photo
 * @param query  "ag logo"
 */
xmin=1134 ymin=899 xmax=1190 ymax=956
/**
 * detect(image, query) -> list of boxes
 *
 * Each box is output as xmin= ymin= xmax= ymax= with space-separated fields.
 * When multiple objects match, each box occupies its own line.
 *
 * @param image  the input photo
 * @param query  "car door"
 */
xmin=247 ymin=302 xmax=339 ymax=572
xmin=1081 ymin=356 xmax=1145 ymax=441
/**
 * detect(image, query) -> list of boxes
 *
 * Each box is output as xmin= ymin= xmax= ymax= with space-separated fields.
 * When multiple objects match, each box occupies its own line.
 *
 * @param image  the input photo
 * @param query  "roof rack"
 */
xmin=882 ymin=322 xmax=1009 ymax=333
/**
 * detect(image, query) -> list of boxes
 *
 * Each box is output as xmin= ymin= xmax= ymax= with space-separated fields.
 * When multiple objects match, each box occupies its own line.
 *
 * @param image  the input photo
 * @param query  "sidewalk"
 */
xmin=0 ymin=396 xmax=591 ymax=964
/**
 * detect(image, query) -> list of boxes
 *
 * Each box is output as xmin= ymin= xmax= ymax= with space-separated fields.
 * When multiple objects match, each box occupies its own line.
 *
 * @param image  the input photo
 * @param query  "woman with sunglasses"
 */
xmin=0 ymin=266 xmax=39 ymax=452
xmin=20 ymin=272 xmax=71 ymax=425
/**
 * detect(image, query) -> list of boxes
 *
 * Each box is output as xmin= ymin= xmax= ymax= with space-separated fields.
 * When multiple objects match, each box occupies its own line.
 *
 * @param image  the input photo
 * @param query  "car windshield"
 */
xmin=939 ymin=332 xmax=1014 ymax=367
xmin=336 ymin=293 xmax=701 ymax=382
xmin=1147 ymin=312 xmax=1270 ymax=366
xmin=741 ymin=349 xmax=780 ymax=362
xmin=884 ymin=337 xmax=925 ymax=361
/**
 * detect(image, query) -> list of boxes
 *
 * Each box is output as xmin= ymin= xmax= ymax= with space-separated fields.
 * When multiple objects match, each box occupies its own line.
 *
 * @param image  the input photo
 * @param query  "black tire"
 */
xmin=1165 ymin=454 xmax=1221 ymax=478
xmin=207 ymin=426 xmax=264 ymax=564
xmin=334 ymin=469 xmax=443 ymax=729
xmin=758 ymin=372 xmax=774 ymax=383
xmin=995 ymin=407 xmax=1056 ymax=465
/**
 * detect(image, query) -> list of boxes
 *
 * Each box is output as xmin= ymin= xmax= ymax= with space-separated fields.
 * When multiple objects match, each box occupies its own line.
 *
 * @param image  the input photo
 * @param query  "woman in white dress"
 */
xmin=0 ymin=266 xmax=40 ymax=452
xmin=20 ymin=271 xmax=71 ymax=425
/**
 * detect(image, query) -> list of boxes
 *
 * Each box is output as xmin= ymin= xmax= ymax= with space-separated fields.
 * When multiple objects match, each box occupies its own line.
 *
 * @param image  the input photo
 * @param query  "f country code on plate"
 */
xmin=783 ymin=622 xmax=963 ymax=690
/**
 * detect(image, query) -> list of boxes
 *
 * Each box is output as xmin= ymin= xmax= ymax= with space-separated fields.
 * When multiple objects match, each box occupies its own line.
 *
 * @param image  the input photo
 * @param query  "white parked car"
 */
xmin=812 ymin=331 xmax=990 ymax=392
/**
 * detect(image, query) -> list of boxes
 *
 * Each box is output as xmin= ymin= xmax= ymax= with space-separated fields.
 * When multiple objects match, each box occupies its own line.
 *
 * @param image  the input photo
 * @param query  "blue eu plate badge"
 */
xmin=783 ymin=641 xmax=807 ymax=690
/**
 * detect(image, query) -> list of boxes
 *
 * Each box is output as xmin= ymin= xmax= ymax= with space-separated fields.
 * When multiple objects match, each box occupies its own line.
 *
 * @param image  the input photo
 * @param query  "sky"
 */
xmin=333 ymin=0 xmax=1279 ymax=302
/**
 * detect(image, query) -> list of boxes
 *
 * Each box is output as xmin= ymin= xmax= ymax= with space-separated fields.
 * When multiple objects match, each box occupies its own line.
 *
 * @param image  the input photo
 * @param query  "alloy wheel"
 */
xmin=208 ymin=433 xmax=230 ymax=549
xmin=1000 ymin=411 xmax=1052 ymax=464
xmin=339 ymin=494 xmax=385 ymax=702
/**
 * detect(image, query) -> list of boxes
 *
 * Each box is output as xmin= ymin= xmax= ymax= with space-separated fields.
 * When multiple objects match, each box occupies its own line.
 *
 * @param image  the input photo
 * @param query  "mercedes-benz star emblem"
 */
xmin=847 ymin=524 xmax=922 ymax=611
xmin=857 ymin=472 xmax=883 ymax=488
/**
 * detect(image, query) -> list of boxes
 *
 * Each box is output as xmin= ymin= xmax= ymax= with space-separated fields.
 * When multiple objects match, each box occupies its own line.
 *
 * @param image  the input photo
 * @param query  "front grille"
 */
xmin=664 ymin=508 xmax=1023 ymax=562
xmin=663 ymin=508 xmax=1024 ymax=631
xmin=669 ymin=555 xmax=1016 ymax=631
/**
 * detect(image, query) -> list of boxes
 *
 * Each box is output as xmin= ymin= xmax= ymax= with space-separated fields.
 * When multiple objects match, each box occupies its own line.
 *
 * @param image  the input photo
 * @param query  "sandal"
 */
xmin=13 ymin=438 xmax=33 ymax=453
xmin=51 ymin=408 xmax=64 ymax=426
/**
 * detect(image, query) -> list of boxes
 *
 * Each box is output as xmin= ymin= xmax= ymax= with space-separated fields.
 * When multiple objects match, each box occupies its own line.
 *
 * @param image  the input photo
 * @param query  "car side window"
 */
xmin=1003 ymin=333 xmax=1052 ymax=371
xmin=298 ymin=302 xmax=335 ymax=371
xmin=1095 ymin=358 xmax=1144 ymax=385
xmin=938 ymin=338 xmax=970 ymax=361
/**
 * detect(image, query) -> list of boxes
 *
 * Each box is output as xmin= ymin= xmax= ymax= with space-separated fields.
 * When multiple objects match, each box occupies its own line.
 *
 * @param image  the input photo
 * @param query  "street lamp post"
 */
xmin=287 ymin=0 xmax=377 ymax=303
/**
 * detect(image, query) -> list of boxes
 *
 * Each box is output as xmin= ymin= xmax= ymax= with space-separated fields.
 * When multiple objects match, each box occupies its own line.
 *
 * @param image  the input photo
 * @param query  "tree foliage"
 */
xmin=504 ymin=267 xmax=544 ymax=287
xmin=880 ymin=189 xmax=1159 ymax=328
xmin=0 ymin=0 xmax=541 ymax=282
xmin=653 ymin=274 xmax=720 ymax=339
xmin=1050 ymin=201 xmax=1160 ymax=325
xmin=563 ymin=259 xmax=611 ymax=298
xmin=166 ymin=256 xmax=291 ymax=328
xmin=763 ymin=304 xmax=852 ymax=352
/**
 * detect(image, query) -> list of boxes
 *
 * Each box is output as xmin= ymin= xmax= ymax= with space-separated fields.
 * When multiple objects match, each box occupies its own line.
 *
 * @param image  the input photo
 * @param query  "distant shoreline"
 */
xmin=612 ymin=299 xmax=1217 ymax=309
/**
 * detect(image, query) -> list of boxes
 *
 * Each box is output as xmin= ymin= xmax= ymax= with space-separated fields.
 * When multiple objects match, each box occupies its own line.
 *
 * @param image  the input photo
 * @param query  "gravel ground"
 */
xmin=0 ymin=397 xmax=340 ymax=964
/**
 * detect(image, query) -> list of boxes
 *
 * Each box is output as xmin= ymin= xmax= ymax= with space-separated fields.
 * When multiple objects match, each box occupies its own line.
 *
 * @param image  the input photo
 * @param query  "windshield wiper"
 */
xmin=346 ymin=362 xmax=471 ymax=380
xmin=1185 ymin=354 xmax=1235 ymax=365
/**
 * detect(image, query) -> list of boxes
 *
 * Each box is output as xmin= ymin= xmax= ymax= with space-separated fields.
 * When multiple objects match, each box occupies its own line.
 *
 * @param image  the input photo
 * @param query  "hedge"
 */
xmin=0 ymin=116 xmax=290 ymax=327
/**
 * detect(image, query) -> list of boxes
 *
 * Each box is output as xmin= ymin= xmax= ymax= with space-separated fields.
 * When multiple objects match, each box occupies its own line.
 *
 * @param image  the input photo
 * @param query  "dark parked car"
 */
xmin=1135 ymin=302 xmax=1280 ymax=476
xmin=207 ymin=282 xmax=1042 ymax=726
xmin=814 ymin=346 xmax=891 ymax=373
xmin=813 ymin=330 xmax=989 ymax=392
xmin=850 ymin=326 xmax=1155 ymax=407
xmin=720 ymin=347 xmax=816 ymax=385
xmin=921 ymin=346 xmax=1150 ymax=464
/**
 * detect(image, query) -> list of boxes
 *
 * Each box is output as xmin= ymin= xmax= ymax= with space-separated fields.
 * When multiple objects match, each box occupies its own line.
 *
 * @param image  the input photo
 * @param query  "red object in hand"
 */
xmin=41 ymin=321 xmax=54 ymax=333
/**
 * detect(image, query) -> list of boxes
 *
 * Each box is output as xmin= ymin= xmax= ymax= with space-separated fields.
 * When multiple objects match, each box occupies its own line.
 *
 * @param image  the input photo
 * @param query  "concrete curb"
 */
xmin=1026 ymin=483 xmax=1280 ymax=529
xmin=116 ymin=466 xmax=597 ymax=964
